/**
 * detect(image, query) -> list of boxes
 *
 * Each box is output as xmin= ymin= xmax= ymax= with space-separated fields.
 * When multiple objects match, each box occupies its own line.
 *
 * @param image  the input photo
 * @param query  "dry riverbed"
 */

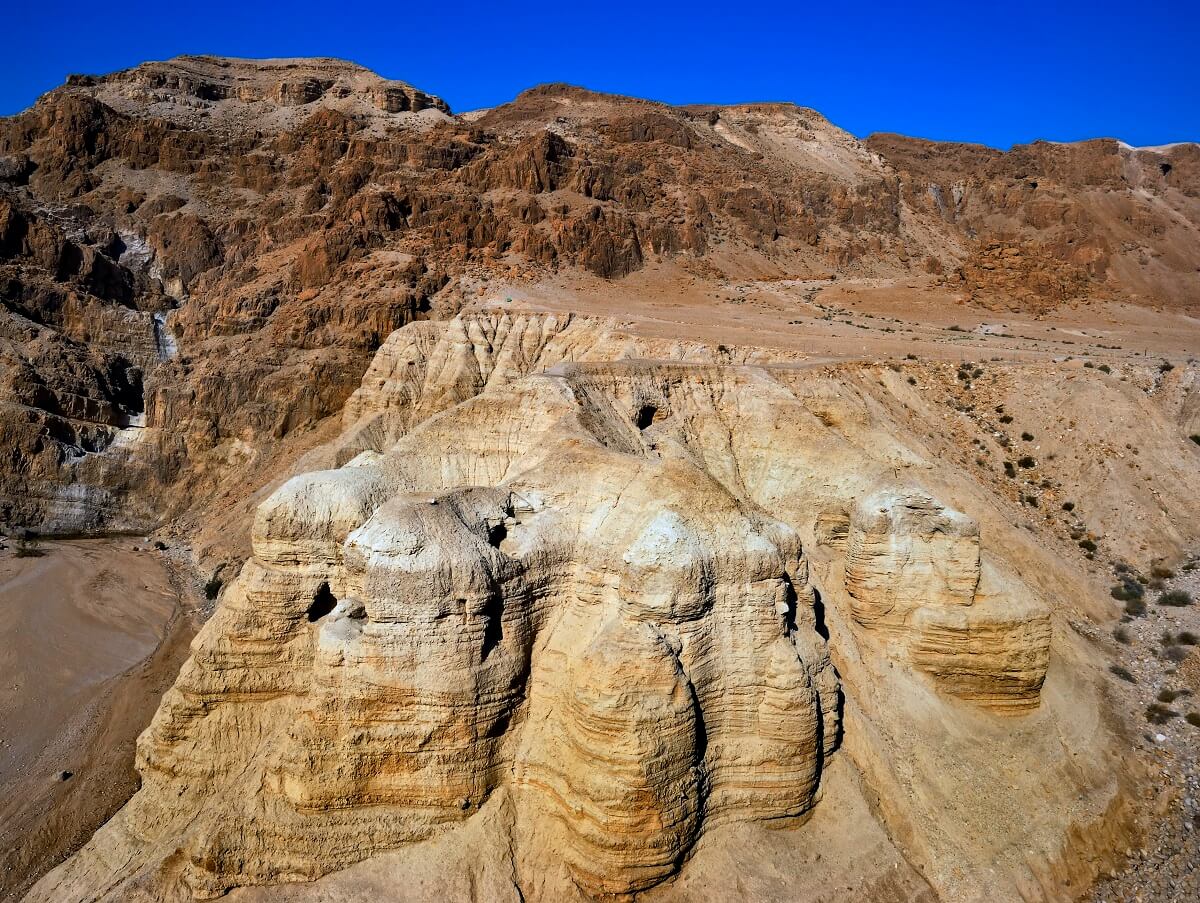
xmin=0 ymin=538 xmax=198 ymax=900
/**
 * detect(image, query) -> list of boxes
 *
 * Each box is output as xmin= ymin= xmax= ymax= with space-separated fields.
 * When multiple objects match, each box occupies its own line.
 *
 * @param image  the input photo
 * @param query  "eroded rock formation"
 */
xmin=28 ymin=313 xmax=1106 ymax=903
xmin=845 ymin=489 xmax=1050 ymax=711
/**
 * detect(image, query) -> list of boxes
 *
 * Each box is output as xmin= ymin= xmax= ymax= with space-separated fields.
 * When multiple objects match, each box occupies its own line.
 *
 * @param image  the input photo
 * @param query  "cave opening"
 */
xmin=480 ymin=594 xmax=504 ymax=660
xmin=307 ymin=582 xmax=337 ymax=622
xmin=487 ymin=522 xmax=507 ymax=548
xmin=1161 ymin=162 xmax=1172 ymax=176
xmin=635 ymin=404 xmax=663 ymax=430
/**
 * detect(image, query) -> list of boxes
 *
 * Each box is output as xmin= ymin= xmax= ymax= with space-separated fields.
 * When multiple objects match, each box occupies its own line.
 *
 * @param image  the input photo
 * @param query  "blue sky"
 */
xmin=4 ymin=0 xmax=1197 ymax=149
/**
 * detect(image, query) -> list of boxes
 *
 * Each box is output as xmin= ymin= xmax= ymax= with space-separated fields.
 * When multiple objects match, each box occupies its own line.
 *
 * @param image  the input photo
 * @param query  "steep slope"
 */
xmin=2 ymin=57 xmax=1196 ymax=541
xmin=32 ymin=312 xmax=1181 ymax=903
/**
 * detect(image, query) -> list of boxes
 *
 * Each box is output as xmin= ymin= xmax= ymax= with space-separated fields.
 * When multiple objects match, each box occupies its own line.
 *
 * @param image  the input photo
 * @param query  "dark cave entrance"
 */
xmin=307 ymin=582 xmax=337 ymax=622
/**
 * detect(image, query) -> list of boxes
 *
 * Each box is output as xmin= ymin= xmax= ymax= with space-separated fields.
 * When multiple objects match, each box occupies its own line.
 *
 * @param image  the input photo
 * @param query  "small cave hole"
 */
xmin=1161 ymin=162 xmax=1172 ymax=176
xmin=487 ymin=522 xmax=507 ymax=548
xmin=635 ymin=404 xmax=667 ymax=430
xmin=1027 ymin=180 xmax=1038 ymax=190
xmin=307 ymin=582 xmax=337 ymax=622
xmin=811 ymin=587 xmax=830 ymax=641
xmin=480 ymin=594 xmax=504 ymax=660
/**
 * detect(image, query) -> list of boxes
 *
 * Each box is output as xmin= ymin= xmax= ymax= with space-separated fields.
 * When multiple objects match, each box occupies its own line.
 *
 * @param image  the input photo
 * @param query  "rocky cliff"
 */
xmin=27 ymin=312 xmax=1167 ymax=902
xmin=1 ymin=56 xmax=1197 ymax=538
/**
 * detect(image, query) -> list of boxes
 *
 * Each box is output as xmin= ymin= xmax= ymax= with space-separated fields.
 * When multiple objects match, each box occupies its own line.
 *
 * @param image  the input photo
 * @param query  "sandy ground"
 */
xmin=480 ymin=265 xmax=1200 ymax=364
xmin=0 ymin=539 xmax=197 ymax=900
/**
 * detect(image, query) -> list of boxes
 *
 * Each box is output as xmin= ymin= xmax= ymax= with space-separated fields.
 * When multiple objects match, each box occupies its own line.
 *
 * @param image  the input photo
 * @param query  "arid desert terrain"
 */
xmin=0 ymin=56 xmax=1198 ymax=903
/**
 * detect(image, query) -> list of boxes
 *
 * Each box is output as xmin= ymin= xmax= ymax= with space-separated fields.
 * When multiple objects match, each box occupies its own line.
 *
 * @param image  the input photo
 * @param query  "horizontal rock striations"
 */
xmin=28 ymin=313 xmax=1095 ymax=902
xmin=844 ymin=490 xmax=1050 ymax=711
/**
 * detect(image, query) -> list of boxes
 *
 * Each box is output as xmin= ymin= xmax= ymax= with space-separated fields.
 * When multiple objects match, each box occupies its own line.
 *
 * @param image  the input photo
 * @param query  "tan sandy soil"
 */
xmin=0 ymin=539 xmax=195 ymax=900
xmin=483 ymin=266 xmax=1200 ymax=365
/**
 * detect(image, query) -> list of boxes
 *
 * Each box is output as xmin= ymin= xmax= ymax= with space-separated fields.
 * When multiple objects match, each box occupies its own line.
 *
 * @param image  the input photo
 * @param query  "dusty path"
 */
xmin=0 ymin=539 xmax=196 ymax=900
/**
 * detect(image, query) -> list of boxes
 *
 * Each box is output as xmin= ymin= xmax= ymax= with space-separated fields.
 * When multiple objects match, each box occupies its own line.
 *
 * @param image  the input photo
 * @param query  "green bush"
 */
xmin=1159 ymin=590 xmax=1194 ymax=608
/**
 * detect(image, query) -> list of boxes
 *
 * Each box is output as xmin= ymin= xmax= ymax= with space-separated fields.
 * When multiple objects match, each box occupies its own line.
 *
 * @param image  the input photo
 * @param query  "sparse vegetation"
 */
xmin=1021 ymin=432 xmax=1034 ymax=441
xmin=1109 ymin=664 xmax=1136 ymax=683
xmin=1146 ymin=702 xmax=1180 ymax=724
xmin=1098 ymin=364 xmax=1111 ymax=374
xmin=1061 ymin=501 xmax=1075 ymax=511
xmin=1078 ymin=538 xmax=1097 ymax=553
xmin=1177 ymin=631 xmax=1199 ymax=645
xmin=999 ymin=414 xmax=1014 ymax=424
xmin=1111 ymin=576 xmax=1145 ymax=602
xmin=1187 ymin=713 xmax=1200 ymax=728
xmin=13 ymin=532 xmax=43 ymax=558
xmin=1017 ymin=456 xmax=1036 ymax=468
xmin=1158 ymin=590 xmax=1194 ymax=608
xmin=1124 ymin=596 xmax=1147 ymax=617
xmin=1113 ymin=626 xmax=1132 ymax=644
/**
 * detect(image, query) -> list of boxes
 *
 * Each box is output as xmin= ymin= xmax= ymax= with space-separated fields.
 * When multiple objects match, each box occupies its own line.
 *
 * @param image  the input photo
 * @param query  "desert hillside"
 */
xmin=1 ymin=57 xmax=1199 ymax=903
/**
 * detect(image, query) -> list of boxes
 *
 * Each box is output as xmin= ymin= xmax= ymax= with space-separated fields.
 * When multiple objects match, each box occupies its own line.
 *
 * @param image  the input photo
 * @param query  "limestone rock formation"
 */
xmin=29 ymin=313 xmax=1115 ymax=903
xmin=844 ymin=489 xmax=1050 ymax=711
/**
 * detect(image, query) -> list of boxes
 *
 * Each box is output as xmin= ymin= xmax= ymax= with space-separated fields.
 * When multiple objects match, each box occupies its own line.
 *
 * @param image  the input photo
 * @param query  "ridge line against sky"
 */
xmin=4 ymin=0 xmax=1198 ymax=150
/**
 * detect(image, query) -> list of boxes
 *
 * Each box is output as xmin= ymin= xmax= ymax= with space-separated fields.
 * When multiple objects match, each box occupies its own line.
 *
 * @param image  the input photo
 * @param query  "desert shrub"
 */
xmin=1146 ymin=703 xmax=1179 ymax=724
xmin=13 ymin=533 xmax=43 ymax=558
xmin=999 ymin=414 xmax=1014 ymax=424
xmin=1003 ymin=461 xmax=1017 ymax=477
xmin=1061 ymin=501 xmax=1075 ymax=511
xmin=1113 ymin=626 xmax=1132 ymax=644
xmin=1165 ymin=645 xmax=1191 ymax=663
xmin=1159 ymin=360 xmax=1174 ymax=372
xmin=1098 ymin=364 xmax=1111 ymax=374
xmin=1177 ymin=631 xmax=1199 ymax=645
xmin=907 ymin=376 xmax=917 ymax=385
xmin=1109 ymin=665 xmax=1136 ymax=683
xmin=1021 ymin=432 xmax=1034 ymax=441
xmin=905 ymin=353 xmax=917 ymax=361
xmin=1024 ymin=494 xmax=1039 ymax=507
xmin=1124 ymin=596 xmax=1147 ymax=617
xmin=1017 ymin=455 xmax=1036 ymax=468
xmin=1159 ymin=590 xmax=1194 ymax=607
xmin=1084 ymin=361 xmax=1095 ymax=368
xmin=1079 ymin=538 xmax=1097 ymax=553
xmin=1111 ymin=577 xmax=1144 ymax=602
xmin=1158 ymin=688 xmax=1186 ymax=703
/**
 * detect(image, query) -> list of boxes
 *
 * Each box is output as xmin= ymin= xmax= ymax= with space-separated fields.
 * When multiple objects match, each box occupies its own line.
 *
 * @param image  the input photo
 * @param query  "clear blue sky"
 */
xmin=4 ymin=0 xmax=1197 ymax=149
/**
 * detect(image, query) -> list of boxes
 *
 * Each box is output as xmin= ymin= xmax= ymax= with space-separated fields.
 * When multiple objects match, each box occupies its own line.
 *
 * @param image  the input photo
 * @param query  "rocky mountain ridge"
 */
xmin=1 ymin=56 xmax=1197 ymax=542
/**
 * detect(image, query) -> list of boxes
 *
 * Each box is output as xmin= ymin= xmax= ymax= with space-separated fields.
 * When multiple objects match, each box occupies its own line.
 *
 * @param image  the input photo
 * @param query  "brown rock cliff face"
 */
xmin=1 ymin=57 xmax=1196 ymax=536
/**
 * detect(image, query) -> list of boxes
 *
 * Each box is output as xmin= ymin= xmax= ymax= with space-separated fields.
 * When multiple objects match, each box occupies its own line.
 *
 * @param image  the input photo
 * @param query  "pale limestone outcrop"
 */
xmin=30 ymin=315 xmax=1080 ymax=903
xmin=844 ymin=489 xmax=1050 ymax=711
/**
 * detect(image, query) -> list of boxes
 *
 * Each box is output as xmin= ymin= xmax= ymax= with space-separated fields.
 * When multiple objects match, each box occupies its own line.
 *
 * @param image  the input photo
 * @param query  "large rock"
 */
xmin=845 ymin=489 xmax=1050 ymax=711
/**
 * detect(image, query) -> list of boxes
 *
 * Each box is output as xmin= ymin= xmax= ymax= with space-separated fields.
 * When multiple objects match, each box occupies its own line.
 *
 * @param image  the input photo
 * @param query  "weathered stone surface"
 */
xmin=845 ymin=489 xmax=1050 ymax=711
